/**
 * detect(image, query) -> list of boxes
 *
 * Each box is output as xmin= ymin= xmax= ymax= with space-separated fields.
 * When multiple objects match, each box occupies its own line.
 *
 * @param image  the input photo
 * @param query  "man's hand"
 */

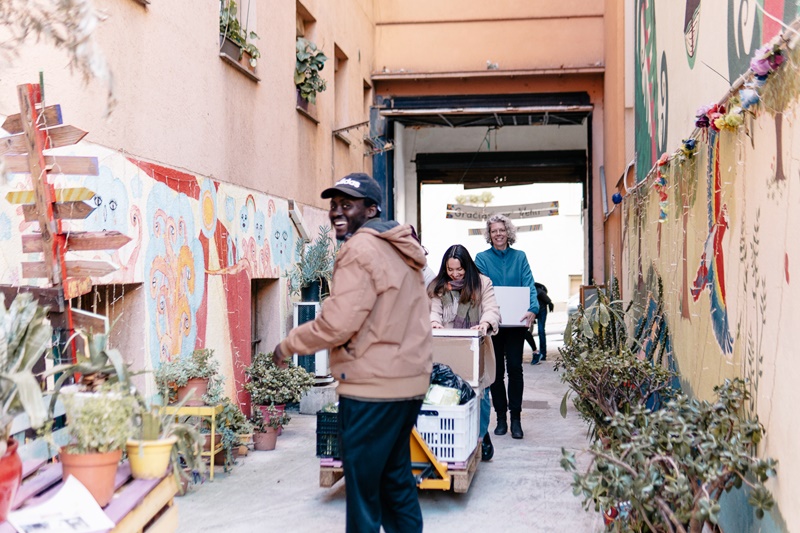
xmin=431 ymin=322 xmax=443 ymax=329
xmin=273 ymin=344 xmax=290 ymax=369
xmin=521 ymin=311 xmax=535 ymax=328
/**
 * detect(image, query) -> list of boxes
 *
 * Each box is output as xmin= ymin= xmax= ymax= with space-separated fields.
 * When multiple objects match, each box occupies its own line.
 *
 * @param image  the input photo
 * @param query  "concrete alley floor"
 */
xmin=176 ymin=312 xmax=603 ymax=532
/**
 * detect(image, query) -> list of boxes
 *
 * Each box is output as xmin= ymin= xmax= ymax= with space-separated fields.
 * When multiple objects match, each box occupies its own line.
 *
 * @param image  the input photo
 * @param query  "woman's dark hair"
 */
xmin=428 ymin=244 xmax=482 ymax=305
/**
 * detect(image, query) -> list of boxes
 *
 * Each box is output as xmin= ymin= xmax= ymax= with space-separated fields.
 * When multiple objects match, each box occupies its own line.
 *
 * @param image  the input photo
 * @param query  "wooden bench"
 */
xmin=1 ymin=459 xmax=179 ymax=533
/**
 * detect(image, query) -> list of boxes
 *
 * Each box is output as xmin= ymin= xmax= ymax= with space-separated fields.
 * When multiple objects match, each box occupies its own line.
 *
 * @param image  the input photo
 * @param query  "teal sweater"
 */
xmin=475 ymin=246 xmax=539 ymax=314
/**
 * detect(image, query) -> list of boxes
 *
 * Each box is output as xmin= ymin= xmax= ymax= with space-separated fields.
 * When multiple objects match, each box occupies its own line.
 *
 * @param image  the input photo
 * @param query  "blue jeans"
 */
xmin=480 ymin=389 xmax=491 ymax=438
xmin=537 ymin=306 xmax=548 ymax=356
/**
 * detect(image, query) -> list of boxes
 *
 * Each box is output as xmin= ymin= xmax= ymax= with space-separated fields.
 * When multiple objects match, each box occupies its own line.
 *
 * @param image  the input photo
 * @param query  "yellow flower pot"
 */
xmin=126 ymin=436 xmax=177 ymax=479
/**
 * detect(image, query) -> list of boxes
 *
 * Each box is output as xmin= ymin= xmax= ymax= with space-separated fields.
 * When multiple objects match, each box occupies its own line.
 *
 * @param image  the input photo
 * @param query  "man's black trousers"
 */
xmin=339 ymin=397 xmax=424 ymax=533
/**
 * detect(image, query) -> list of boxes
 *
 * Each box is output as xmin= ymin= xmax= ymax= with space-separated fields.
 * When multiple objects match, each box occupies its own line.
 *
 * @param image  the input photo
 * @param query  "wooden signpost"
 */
xmin=1 ymin=81 xmax=132 ymax=354
xmin=446 ymin=200 xmax=559 ymax=221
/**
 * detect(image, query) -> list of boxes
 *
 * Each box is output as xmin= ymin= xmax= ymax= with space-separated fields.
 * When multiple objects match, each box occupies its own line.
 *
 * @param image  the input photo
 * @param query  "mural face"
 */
xmin=270 ymin=208 xmax=294 ymax=271
xmin=84 ymin=168 xmax=130 ymax=233
xmin=145 ymin=184 xmax=206 ymax=366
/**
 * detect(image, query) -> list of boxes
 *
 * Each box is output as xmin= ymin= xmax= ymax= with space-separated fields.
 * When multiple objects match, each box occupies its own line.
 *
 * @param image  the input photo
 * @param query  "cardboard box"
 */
xmin=431 ymin=329 xmax=484 ymax=387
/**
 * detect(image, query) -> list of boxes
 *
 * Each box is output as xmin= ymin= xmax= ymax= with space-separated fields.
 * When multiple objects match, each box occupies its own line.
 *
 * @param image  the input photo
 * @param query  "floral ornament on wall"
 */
xmin=653 ymin=153 xmax=670 ymax=222
xmin=750 ymin=44 xmax=784 ymax=81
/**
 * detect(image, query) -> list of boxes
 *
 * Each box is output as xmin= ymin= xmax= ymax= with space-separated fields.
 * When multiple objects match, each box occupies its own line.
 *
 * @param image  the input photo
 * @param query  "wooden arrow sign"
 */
xmin=3 ymin=154 xmax=99 ymax=176
xmin=63 ymin=277 xmax=93 ymax=300
xmin=0 ymin=124 xmax=88 ymax=156
xmin=6 ymin=187 xmax=95 ymax=204
xmin=22 ymin=260 xmax=116 ymax=279
xmin=2 ymin=105 xmax=62 ymax=134
xmin=446 ymin=208 xmax=559 ymax=221
xmin=22 ymin=201 xmax=96 ymax=222
xmin=22 ymin=231 xmax=131 ymax=253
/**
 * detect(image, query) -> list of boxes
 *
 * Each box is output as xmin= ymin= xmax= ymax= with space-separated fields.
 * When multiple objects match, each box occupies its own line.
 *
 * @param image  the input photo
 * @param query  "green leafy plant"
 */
xmin=0 ymin=293 xmax=52 ymax=455
xmin=250 ymin=404 xmax=291 ymax=432
xmin=562 ymin=379 xmax=777 ymax=533
xmin=60 ymin=382 xmax=136 ymax=454
xmin=295 ymin=37 xmax=327 ymax=103
xmin=244 ymin=352 xmax=315 ymax=407
xmin=130 ymin=398 xmax=205 ymax=487
xmin=199 ymin=397 xmax=252 ymax=467
xmin=45 ymin=327 xmax=134 ymax=420
xmin=286 ymin=225 xmax=336 ymax=299
xmin=556 ymin=279 xmax=676 ymax=439
xmin=219 ymin=0 xmax=260 ymax=67
xmin=154 ymin=348 xmax=224 ymax=405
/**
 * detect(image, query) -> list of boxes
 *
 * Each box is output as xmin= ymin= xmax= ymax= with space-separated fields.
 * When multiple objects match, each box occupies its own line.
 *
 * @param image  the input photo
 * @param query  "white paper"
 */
xmin=8 ymin=475 xmax=115 ymax=533
xmin=493 ymin=286 xmax=530 ymax=327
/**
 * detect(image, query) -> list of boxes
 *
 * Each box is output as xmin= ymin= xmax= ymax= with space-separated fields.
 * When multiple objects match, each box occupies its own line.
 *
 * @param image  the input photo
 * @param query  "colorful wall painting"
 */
xmin=0 ymin=143 xmax=327 ymax=408
xmin=629 ymin=4 xmax=800 ymax=530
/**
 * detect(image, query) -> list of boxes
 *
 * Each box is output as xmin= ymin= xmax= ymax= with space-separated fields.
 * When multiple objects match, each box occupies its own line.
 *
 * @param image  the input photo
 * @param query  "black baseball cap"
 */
xmin=321 ymin=173 xmax=383 ymax=209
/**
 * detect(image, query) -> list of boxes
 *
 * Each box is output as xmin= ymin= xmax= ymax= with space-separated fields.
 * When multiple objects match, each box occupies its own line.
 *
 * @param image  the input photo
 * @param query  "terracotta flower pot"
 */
xmin=257 ymin=404 xmax=286 ymax=436
xmin=253 ymin=428 xmax=279 ymax=451
xmin=61 ymin=448 xmax=122 ymax=507
xmin=126 ymin=437 xmax=177 ymax=480
xmin=176 ymin=378 xmax=209 ymax=406
xmin=0 ymin=439 xmax=23 ymax=522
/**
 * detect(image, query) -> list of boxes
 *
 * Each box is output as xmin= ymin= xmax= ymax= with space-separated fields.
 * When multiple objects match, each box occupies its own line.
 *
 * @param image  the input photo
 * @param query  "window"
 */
xmin=334 ymin=44 xmax=349 ymax=131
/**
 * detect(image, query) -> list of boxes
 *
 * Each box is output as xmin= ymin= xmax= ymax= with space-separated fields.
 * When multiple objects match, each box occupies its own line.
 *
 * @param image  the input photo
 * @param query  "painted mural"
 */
xmin=628 ymin=3 xmax=800 ymax=531
xmin=0 ymin=144 xmax=330 ymax=407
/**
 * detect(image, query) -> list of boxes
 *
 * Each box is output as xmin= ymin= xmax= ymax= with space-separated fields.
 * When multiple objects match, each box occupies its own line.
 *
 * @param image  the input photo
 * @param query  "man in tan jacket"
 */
xmin=274 ymin=173 xmax=433 ymax=533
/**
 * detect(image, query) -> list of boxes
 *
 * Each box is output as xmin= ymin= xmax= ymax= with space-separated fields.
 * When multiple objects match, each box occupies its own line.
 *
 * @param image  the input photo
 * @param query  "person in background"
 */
xmin=529 ymin=282 xmax=554 ymax=363
xmin=428 ymin=244 xmax=500 ymax=461
xmin=410 ymin=225 xmax=436 ymax=287
xmin=274 ymin=173 xmax=432 ymax=533
xmin=475 ymin=214 xmax=538 ymax=440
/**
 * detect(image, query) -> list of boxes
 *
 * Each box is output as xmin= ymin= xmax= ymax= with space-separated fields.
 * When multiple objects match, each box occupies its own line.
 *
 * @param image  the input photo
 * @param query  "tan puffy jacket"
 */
xmin=279 ymin=220 xmax=433 ymax=400
xmin=429 ymin=274 xmax=499 ymax=389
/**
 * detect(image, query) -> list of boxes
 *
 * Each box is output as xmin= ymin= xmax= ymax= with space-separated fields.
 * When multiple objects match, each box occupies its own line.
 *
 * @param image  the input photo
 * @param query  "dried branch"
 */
xmin=0 ymin=0 xmax=114 ymax=113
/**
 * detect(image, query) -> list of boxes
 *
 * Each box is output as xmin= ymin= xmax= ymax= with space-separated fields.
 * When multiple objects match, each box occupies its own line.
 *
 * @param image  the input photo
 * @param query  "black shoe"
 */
xmin=540 ymin=353 xmax=547 ymax=361
xmin=481 ymin=434 xmax=494 ymax=461
xmin=510 ymin=419 xmax=524 ymax=439
xmin=530 ymin=352 xmax=542 ymax=365
xmin=494 ymin=418 xmax=508 ymax=436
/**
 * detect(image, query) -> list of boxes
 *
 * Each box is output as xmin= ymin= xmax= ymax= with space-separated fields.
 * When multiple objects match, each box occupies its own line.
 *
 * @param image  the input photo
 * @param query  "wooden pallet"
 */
xmin=319 ymin=441 xmax=481 ymax=493
xmin=319 ymin=465 xmax=344 ymax=488
xmin=1 ymin=460 xmax=179 ymax=533
xmin=451 ymin=443 xmax=481 ymax=493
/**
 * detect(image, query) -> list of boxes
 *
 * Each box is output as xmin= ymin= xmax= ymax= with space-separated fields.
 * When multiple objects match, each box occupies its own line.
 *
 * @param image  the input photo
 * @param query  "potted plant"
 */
xmin=213 ymin=397 xmax=253 ymax=466
xmin=556 ymin=278 xmax=677 ymax=439
xmin=250 ymin=404 xmax=290 ymax=451
xmin=295 ymin=37 xmax=327 ymax=105
xmin=154 ymin=348 xmax=224 ymax=407
xmin=0 ymin=293 xmax=52 ymax=521
xmin=286 ymin=225 xmax=336 ymax=302
xmin=219 ymin=0 xmax=260 ymax=72
xmin=244 ymin=352 xmax=315 ymax=416
xmin=59 ymin=382 xmax=137 ymax=507
xmin=562 ymin=378 xmax=778 ymax=532
xmin=126 ymin=399 xmax=205 ymax=485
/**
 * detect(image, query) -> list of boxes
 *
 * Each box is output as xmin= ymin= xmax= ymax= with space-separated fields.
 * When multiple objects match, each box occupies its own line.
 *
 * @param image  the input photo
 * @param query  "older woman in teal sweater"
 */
xmin=475 ymin=214 xmax=539 ymax=440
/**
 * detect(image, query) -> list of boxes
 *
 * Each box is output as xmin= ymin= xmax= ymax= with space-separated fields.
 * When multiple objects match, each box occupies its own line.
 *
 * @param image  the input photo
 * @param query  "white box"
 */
xmin=494 ymin=286 xmax=530 ymax=327
xmin=416 ymin=396 xmax=479 ymax=463
xmin=431 ymin=329 xmax=482 ymax=388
